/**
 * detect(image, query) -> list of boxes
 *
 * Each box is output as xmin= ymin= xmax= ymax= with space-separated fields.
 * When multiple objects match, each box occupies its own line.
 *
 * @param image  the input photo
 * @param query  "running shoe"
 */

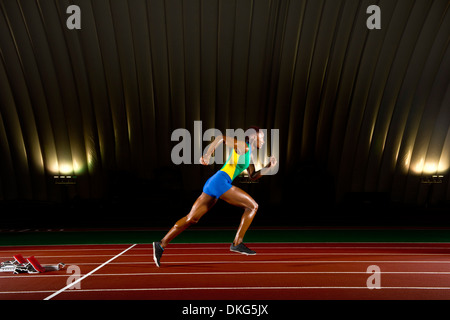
xmin=153 ymin=242 xmax=164 ymax=267
xmin=230 ymin=243 xmax=256 ymax=255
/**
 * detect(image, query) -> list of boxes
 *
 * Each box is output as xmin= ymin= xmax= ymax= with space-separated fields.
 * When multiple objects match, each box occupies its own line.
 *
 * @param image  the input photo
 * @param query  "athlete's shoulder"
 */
xmin=235 ymin=140 xmax=249 ymax=155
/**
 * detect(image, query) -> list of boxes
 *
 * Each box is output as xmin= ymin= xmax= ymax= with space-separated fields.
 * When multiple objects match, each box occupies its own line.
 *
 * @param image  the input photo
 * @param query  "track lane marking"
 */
xmin=3 ymin=252 xmax=450 ymax=260
xmin=43 ymin=244 xmax=136 ymax=300
xmin=63 ymin=260 xmax=450 ymax=264
xmin=3 ymin=271 xmax=450 ymax=279
xmin=5 ymin=286 xmax=450 ymax=295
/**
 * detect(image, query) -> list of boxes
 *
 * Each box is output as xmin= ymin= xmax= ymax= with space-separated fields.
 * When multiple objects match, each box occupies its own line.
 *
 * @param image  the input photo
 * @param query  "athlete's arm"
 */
xmin=247 ymin=156 xmax=277 ymax=180
xmin=200 ymin=135 xmax=245 ymax=165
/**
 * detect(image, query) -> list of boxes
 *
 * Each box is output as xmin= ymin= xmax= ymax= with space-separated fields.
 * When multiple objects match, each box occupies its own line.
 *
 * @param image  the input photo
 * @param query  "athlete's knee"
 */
xmin=247 ymin=200 xmax=258 ymax=213
xmin=185 ymin=215 xmax=200 ymax=226
xmin=175 ymin=215 xmax=199 ymax=229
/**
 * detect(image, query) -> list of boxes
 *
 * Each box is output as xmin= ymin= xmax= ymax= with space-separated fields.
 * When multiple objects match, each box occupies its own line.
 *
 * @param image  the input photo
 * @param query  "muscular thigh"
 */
xmin=219 ymin=186 xmax=257 ymax=209
xmin=187 ymin=192 xmax=218 ymax=220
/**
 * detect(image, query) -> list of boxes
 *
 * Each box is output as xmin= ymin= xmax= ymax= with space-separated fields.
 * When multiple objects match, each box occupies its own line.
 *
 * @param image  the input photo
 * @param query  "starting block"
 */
xmin=14 ymin=254 xmax=27 ymax=264
xmin=0 ymin=255 xmax=65 ymax=274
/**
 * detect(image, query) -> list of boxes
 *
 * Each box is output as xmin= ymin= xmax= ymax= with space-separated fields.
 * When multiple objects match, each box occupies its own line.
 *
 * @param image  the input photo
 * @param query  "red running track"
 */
xmin=1 ymin=243 xmax=450 ymax=300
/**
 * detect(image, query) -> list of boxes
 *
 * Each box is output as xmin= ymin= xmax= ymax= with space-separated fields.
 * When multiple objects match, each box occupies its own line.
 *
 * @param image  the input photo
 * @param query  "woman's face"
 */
xmin=254 ymin=131 xmax=265 ymax=149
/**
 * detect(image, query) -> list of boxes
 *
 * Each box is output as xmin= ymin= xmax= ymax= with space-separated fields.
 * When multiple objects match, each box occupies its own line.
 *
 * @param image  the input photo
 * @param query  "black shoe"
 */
xmin=153 ymin=242 xmax=164 ymax=267
xmin=230 ymin=243 xmax=256 ymax=255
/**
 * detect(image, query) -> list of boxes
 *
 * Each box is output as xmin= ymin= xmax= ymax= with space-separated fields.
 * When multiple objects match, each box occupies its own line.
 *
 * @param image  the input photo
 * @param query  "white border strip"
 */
xmin=71 ymin=286 xmax=450 ymax=291
xmin=64 ymin=286 xmax=450 ymax=291
xmin=43 ymin=244 xmax=136 ymax=300
xmin=4 ymin=252 xmax=450 ymax=259
xmin=3 ymin=271 xmax=450 ymax=279
xmin=5 ymin=286 xmax=450 ymax=295
xmin=3 ymin=271 xmax=450 ymax=280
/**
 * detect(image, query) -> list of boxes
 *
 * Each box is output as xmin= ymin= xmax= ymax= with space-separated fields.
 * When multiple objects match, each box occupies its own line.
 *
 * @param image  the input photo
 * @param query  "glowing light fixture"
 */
xmin=48 ymin=158 xmax=85 ymax=175
xmin=58 ymin=163 xmax=74 ymax=174
xmin=411 ymin=158 xmax=449 ymax=175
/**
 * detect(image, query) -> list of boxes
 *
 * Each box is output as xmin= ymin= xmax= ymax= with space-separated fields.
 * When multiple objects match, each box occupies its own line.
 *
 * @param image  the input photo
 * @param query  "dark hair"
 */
xmin=247 ymin=126 xmax=261 ymax=133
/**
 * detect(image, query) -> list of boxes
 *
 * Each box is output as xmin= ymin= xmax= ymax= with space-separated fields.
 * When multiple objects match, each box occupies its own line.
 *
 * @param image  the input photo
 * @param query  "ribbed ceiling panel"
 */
xmin=0 ymin=0 xmax=449 ymax=206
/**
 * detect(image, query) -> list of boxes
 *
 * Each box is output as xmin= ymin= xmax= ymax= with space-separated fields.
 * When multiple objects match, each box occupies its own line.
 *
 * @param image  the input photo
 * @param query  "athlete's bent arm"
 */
xmin=247 ymin=156 xmax=277 ymax=181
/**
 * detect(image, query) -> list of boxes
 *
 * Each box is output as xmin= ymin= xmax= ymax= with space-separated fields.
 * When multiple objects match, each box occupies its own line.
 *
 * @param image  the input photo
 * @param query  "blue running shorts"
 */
xmin=203 ymin=171 xmax=233 ymax=199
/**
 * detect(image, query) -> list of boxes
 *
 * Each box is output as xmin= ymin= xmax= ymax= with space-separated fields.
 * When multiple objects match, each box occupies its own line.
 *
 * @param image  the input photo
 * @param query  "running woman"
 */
xmin=153 ymin=127 xmax=277 ymax=267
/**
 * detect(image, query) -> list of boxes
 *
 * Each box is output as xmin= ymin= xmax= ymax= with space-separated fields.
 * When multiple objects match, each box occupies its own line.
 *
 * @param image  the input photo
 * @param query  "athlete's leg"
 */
xmin=159 ymin=192 xmax=217 ymax=249
xmin=220 ymin=186 xmax=258 ymax=246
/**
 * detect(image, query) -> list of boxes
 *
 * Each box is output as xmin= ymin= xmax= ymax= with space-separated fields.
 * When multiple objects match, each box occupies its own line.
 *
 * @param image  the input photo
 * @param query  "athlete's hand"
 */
xmin=268 ymin=156 xmax=277 ymax=168
xmin=200 ymin=155 xmax=210 ymax=165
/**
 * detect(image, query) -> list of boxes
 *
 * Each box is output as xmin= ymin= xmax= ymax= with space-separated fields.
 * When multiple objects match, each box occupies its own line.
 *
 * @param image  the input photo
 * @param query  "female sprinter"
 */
xmin=153 ymin=127 xmax=277 ymax=267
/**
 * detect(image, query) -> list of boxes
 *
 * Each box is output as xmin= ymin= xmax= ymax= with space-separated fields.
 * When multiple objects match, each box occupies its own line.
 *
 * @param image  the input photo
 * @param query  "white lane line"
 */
xmin=87 ymin=260 xmax=450 ymax=264
xmin=191 ymin=253 xmax=450 ymax=256
xmin=138 ymin=246 xmax=450 ymax=250
xmin=5 ymin=286 xmax=450 ymax=295
xmin=3 ymin=252 xmax=450 ymax=260
xmin=68 ymin=286 xmax=450 ymax=292
xmin=14 ymin=260 xmax=449 ymax=268
xmin=43 ymin=244 xmax=136 ymax=300
xmin=0 ymin=246 xmax=134 ymax=254
xmin=3 ymin=271 xmax=450 ymax=279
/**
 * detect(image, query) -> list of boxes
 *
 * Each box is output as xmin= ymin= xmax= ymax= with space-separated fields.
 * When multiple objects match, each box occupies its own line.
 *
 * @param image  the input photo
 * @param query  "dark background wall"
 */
xmin=0 ymin=0 xmax=449 ymax=228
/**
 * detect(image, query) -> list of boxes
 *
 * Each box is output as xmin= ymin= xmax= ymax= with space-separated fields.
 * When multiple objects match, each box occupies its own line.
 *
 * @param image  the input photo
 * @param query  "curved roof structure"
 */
xmin=0 ymin=0 xmax=449 ymax=208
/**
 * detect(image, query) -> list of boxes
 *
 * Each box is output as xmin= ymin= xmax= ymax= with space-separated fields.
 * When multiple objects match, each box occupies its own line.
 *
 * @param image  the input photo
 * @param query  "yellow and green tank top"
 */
xmin=220 ymin=142 xmax=252 ymax=181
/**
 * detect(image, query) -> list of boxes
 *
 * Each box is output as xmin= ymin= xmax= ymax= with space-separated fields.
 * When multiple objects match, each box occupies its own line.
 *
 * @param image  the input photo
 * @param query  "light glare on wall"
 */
xmin=48 ymin=159 xmax=84 ymax=175
xmin=412 ymin=157 xmax=449 ymax=175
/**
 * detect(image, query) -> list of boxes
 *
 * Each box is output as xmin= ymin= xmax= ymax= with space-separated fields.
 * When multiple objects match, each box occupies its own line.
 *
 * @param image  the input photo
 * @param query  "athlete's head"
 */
xmin=246 ymin=126 xmax=264 ymax=149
